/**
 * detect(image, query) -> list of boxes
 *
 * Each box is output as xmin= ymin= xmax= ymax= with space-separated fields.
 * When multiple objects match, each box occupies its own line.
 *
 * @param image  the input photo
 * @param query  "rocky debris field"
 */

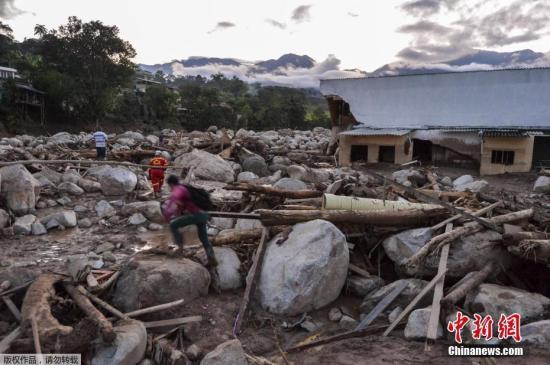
xmin=0 ymin=127 xmax=550 ymax=364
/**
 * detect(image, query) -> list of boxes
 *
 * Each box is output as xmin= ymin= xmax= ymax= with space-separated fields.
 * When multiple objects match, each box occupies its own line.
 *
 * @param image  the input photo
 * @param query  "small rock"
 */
xmin=96 ymin=200 xmax=116 ymax=218
xmin=13 ymin=214 xmax=36 ymax=235
xmin=31 ymin=222 xmax=47 ymax=236
xmin=96 ymin=242 xmax=115 ymax=254
xmin=78 ymin=218 xmax=93 ymax=228
xmin=339 ymin=315 xmax=358 ymax=330
xmin=102 ymin=252 xmax=117 ymax=263
xmin=91 ymin=319 xmax=147 ymax=365
xmin=237 ymin=171 xmax=258 ymax=182
xmin=404 ymin=307 xmax=444 ymax=340
xmin=273 ymin=177 xmax=307 ymax=191
xmin=73 ymin=205 xmax=88 ymax=213
xmin=56 ymin=196 xmax=72 ymax=206
xmin=533 ymin=176 xmax=550 ymax=193
xmin=452 ymin=175 xmax=474 ymax=186
xmin=186 ymin=344 xmax=202 ymax=361
xmin=148 ymin=223 xmax=162 ymax=231
xmin=46 ymin=199 xmax=58 ymax=207
xmin=40 ymin=211 xmax=77 ymax=228
xmin=137 ymin=227 xmax=147 ymax=233
xmin=388 ymin=307 xmax=403 ymax=324
xmin=328 ymin=307 xmax=343 ymax=322
xmin=45 ymin=219 xmax=61 ymax=230
xmin=129 ymin=213 xmax=147 ymax=225
xmin=300 ymin=319 xmax=322 ymax=332
xmin=58 ymin=182 xmax=85 ymax=195
xmin=347 ymin=275 xmax=385 ymax=297
xmin=521 ymin=319 xmax=550 ymax=344
xmin=200 ymin=339 xmax=247 ymax=365
xmin=61 ymin=171 xmax=81 ymax=184
xmin=0 ymin=209 xmax=9 ymax=228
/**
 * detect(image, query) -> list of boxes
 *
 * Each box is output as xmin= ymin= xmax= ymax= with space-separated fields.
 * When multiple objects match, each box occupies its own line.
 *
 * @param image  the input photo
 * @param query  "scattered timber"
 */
xmin=0 ymin=326 xmax=22 ymax=352
xmin=440 ymin=261 xmax=497 ymax=308
xmin=507 ymin=239 xmax=550 ymax=263
xmin=356 ymin=280 xmax=408 ymax=331
xmin=210 ymin=228 xmax=263 ymax=246
xmin=144 ymin=316 xmax=203 ymax=329
xmin=225 ymin=182 xmax=323 ymax=199
xmin=257 ymin=207 xmax=447 ymax=227
xmin=502 ymin=231 xmax=549 ymax=246
xmin=123 ymin=299 xmax=185 ymax=318
xmin=430 ymin=201 xmax=502 ymax=231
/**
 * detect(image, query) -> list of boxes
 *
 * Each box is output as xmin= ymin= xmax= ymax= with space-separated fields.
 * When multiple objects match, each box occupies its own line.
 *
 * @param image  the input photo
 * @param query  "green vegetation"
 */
xmin=0 ymin=17 xmax=330 ymax=133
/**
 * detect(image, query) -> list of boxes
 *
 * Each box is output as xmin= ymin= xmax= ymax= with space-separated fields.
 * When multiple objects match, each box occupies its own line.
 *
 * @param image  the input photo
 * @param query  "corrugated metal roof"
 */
xmin=340 ymin=128 xmax=411 ymax=136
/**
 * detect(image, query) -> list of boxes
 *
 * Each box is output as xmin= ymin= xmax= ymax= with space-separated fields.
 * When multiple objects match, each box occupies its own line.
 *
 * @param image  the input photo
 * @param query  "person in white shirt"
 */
xmin=93 ymin=130 xmax=108 ymax=160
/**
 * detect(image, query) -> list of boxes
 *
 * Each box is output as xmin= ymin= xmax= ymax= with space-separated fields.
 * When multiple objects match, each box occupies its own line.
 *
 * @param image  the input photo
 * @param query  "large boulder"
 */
xmin=534 ymin=176 xmax=550 ymax=193
xmin=241 ymin=155 xmax=269 ymax=177
xmin=0 ymin=164 xmax=41 ymax=215
xmin=453 ymin=175 xmax=474 ymax=187
xmin=521 ymin=320 xmax=550 ymax=344
xmin=212 ymin=247 xmax=241 ymax=291
xmin=13 ymin=214 xmax=36 ymax=235
xmin=383 ymin=227 xmax=510 ymax=277
xmin=360 ymin=279 xmax=430 ymax=315
xmin=33 ymin=167 xmax=62 ymax=185
xmin=92 ymin=319 xmax=147 ymax=365
xmin=112 ymin=258 xmax=210 ymax=311
xmin=465 ymin=284 xmax=550 ymax=324
xmin=174 ymin=149 xmax=234 ymax=183
xmin=287 ymin=165 xmax=330 ymax=183
xmin=120 ymin=201 xmax=163 ymax=222
xmin=200 ymin=339 xmax=247 ymax=365
xmin=257 ymin=219 xmax=349 ymax=316
xmin=273 ymin=177 xmax=307 ymax=191
xmin=454 ymin=180 xmax=488 ymax=193
xmin=98 ymin=168 xmax=137 ymax=195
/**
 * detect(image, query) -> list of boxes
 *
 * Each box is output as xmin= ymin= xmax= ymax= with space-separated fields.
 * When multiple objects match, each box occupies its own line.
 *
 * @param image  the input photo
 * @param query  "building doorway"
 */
xmin=378 ymin=146 xmax=396 ymax=163
xmin=532 ymin=136 xmax=550 ymax=168
xmin=412 ymin=139 xmax=432 ymax=162
xmin=350 ymin=145 xmax=368 ymax=162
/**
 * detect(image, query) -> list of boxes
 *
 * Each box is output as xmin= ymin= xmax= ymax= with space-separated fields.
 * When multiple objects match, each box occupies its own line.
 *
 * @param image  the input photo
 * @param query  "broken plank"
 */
xmin=144 ymin=316 xmax=202 ymax=329
xmin=349 ymin=264 xmax=371 ymax=278
xmin=440 ymin=261 xmax=496 ymax=308
xmin=124 ymin=299 xmax=185 ymax=318
xmin=0 ymin=326 xmax=22 ymax=352
xmin=2 ymin=296 xmax=22 ymax=322
xmin=425 ymin=223 xmax=452 ymax=351
xmin=383 ymin=270 xmax=446 ymax=337
xmin=234 ymin=227 xmax=270 ymax=335
xmin=86 ymin=273 xmax=99 ymax=289
xmin=30 ymin=315 xmax=42 ymax=354
xmin=431 ymin=201 xmax=502 ymax=231
xmin=207 ymin=211 xmax=261 ymax=220
xmin=355 ymin=280 xmax=409 ymax=331
xmin=76 ymin=285 xmax=128 ymax=320
xmin=0 ymin=280 xmax=33 ymax=297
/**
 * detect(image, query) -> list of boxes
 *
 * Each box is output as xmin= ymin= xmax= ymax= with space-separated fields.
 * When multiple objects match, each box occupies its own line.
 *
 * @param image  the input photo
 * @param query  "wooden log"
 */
xmin=507 ymin=239 xmax=550 ymax=263
xmin=425 ymin=223 xmax=452 ymax=350
xmin=76 ymin=285 xmax=129 ymax=320
xmin=349 ymin=264 xmax=371 ymax=278
xmin=0 ymin=159 xmax=172 ymax=170
xmin=431 ymin=201 xmax=502 ymax=231
xmin=0 ymin=326 xmax=22 ymax=352
xmin=210 ymin=229 xmax=263 ymax=246
xmin=63 ymin=283 xmax=116 ymax=343
xmin=3 ymin=296 xmax=22 ymax=322
xmin=144 ymin=316 xmax=202 ymax=329
xmin=0 ymin=280 xmax=33 ymax=297
xmin=257 ymin=208 xmax=447 ymax=227
xmin=440 ymin=261 xmax=496 ymax=308
xmin=356 ymin=280 xmax=409 ymax=331
xmin=234 ymin=228 xmax=269 ymax=334
xmin=123 ymin=299 xmax=185 ymax=318
xmin=404 ymin=208 xmax=533 ymax=269
xmin=418 ymin=190 xmax=471 ymax=200
xmin=502 ymin=232 xmax=548 ymax=246
xmin=225 ymin=182 xmax=323 ymax=199
xmin=30 ymin=315 xmax=42 ymax=354
xmin=383 ymin=270 xmax=446 ymax=336
xmin=207 ymin=211 xmax=261 ymax=220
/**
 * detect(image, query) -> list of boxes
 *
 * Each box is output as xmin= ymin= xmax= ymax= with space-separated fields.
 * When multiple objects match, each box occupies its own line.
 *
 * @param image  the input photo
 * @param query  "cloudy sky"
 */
xmin=2 ymin=0 xmax=550 ymax=71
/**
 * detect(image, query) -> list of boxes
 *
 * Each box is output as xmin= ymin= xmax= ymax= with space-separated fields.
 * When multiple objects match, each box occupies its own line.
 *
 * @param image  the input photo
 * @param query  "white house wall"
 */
xmin=321 ymin=68 xmax=550 ymax=129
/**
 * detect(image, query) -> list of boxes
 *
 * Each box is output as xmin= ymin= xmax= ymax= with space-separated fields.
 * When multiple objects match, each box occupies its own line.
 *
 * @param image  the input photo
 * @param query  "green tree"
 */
xmin=0 ymin=22 xmax=14 ymax=66
xmin=32 ymin=17 xmax=136 ymax=125
xmin=144 ymin=85 xmax=178 ymax=120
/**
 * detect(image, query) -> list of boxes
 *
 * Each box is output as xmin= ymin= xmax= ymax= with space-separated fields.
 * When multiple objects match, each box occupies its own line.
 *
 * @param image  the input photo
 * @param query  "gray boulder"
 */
xmin=392 ymin=169 xmax=427 ymax=186
xmin=241 ymin=155 xmax=269 ymax=177
xmin=405 ymin=307 xmax=443 ymax=340
xmin=235 ymin=218 xmax=263 ymax=231
xmin=210 ymin=217 xmax=234 ymax=230
xmin=360 ymin=279 xmax=430 ymax=315
xmin=534 ymin=176 xmax=550 ymax=193
xmin=0 ymin=209 xmax=9 ymax=228
xmin=33 ymin=167 xmax=62 ymax=185
xmin=78 ymin=218 xmax=93 ymax=228
xmin=13 ymin=214 xmax=36 ymax=235
xmin=200 ymin=339 xmax=247 ymax=365
xmin=383 ymin=227 xmax=510 ymax=277
xmin=120 ymin=201 xmax=163 ymax=222
xmin=58 ymin=182 xmax=85 ymax=195
xmin=237 ymin=171 xmax=258 ymax=182
xmin=31 ymin=222 xmax=47 ymax=236
xmin=112 ymin=258 xmax=210 ymax=311
xmin=128 ymin=213 xmax=147 ymax=225
xmin=40 ymin=211 xmax=77 ymax=228
xmin=287 ymin=165 xmax=330 ymax=183
xmin=78 ymin=178 xmax=102 ymax=193
xmin=61 ymin=171 xmax=81 ymax=184
xmin=347 ymin=275 xmax=385 ymax=297
xmin=453 ymin=175 xmax=474 ymax=187
xmin=273 ymin=177 xmax=307 ymax=191
xmin=0 ymin=164 xmax=40 ymax=215
xmin=454 ymin=180 xmax=488 ymax=193
xmin=91 ymin=320 xmax=147 ymax=365
xmin=98 ymin=168 xmax=137 ymax=195
xmin=96 ymin=200 xmax=116 ymax=218
xmin=521 ymin=320 xmax=550 ymax=344
xmin=257 ymin=219 xmax=349 ymax=316
xmin=174 ymin=149 xmax=234 ymax=183
xmin=212 ymin=247 xmax=241 ymax=291
xmin=465 ymin=284 xmax=550 ymax=324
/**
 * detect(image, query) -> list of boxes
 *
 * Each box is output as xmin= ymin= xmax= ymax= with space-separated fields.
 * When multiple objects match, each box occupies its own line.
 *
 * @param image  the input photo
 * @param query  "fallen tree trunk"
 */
xmin=507 ymin=239 xmax=550 ymax=264
xmin=225 ymin=182 xmax=323 ymax=199
xmin=430 ymin=201 xmax=502 ymax=231
xmin=440 ymin=261 xmax=496 ymax=308
xmin=403 ymin=208 xmax=533 ymax=269
xmin=502 ymin=231 xmax=549 ymax=246
xmin=210 ymin=228 xmax=263 ymax=246
xmin=257 ymin=207 xmax=448 ymax=227
xmin=63 ymin=283 xmax=116 ymax=343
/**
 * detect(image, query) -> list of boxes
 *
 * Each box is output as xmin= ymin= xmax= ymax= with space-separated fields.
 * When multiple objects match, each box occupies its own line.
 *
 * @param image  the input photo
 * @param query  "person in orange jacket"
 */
xmin=148 ymin=151 xmax=168 ymax=197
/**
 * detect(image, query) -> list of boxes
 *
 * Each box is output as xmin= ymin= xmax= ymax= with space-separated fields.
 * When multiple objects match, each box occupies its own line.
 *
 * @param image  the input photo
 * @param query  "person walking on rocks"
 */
xmin=148 ymin=151 xmax=168 ymax=197
xmin=93 ymin=130 xmax=108 ymax=160
xmin=162 ymin=175 xmax=218 ymax=267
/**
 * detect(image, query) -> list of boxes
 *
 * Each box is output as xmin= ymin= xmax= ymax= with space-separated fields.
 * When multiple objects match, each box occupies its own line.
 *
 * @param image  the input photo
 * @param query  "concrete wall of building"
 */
xmin=339 ymin=134 xmax=413 ymax=166
xmin=480 ymin=136 xmax=534 ymax=175
xmin=412 ymin=130 xmax=481 ymax=162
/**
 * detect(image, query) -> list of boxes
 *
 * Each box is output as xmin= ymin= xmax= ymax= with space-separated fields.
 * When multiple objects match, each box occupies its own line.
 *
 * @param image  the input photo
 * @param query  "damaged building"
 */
xmin=321 ymin=67 xmax=550 ymax=175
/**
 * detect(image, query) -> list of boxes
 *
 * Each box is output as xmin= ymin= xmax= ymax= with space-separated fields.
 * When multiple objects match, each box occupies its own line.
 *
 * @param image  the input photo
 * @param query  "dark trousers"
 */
xmin=96 ymin=147 xmax=106 ymax=160
xmin=169 ymin=212 xmax=215 ymax=260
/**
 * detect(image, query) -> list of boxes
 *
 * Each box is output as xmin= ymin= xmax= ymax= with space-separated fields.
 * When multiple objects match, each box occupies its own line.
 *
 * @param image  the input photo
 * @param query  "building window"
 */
xmin=491 ymin=150 xmax=515 ymax=165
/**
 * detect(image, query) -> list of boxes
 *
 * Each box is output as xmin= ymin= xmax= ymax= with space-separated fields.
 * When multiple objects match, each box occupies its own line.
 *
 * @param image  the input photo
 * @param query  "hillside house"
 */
xmin=0 ymin=66 xmax=45 ymax=124
xmin=320 ymin=68 xmax=550 ymax=175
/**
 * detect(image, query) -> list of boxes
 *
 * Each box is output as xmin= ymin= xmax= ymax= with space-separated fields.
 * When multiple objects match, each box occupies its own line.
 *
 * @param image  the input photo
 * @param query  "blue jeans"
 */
xmin=169 ymin=212 xmax=215 ymax=261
